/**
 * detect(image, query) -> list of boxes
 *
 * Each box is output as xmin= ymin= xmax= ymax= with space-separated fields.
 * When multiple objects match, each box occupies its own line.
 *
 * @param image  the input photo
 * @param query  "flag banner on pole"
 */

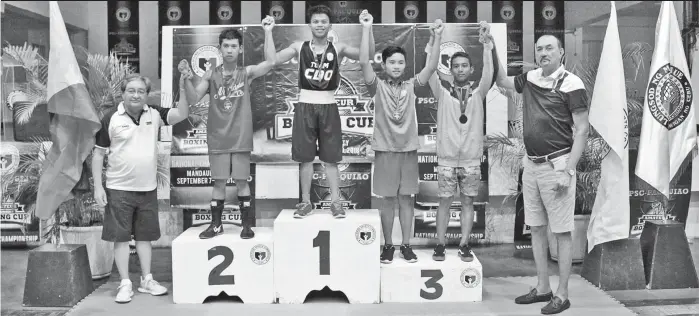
xmin=35 ymin=2 xmax=101 ymax=220
xmin=587 ymin=1 xmax=630 ymax=252
xmin=635 ymin=1 xmax=697 ymax=199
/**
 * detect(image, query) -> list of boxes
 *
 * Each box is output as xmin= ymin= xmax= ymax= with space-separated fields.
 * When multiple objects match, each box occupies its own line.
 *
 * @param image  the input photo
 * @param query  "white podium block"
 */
xmin=274 ymin=209 xmax=381 ymax=304
xmin=380 ymin=249 xmax=483 ymax=302
xmin=172 ymin=225 xmax=274 ymax=304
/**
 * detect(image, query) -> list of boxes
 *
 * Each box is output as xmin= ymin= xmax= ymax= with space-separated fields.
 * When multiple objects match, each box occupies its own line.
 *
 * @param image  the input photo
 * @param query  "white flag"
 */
xmin=635 ymin=1 xmax=697 ymax=198
xmin=587 ymin=1 xmax=629 ymax=252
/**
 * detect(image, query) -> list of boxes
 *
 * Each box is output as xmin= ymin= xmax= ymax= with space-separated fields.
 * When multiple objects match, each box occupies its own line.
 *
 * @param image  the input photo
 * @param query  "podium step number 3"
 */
xmin=274 ymin=209 xmax=381 ymax=304
xmin=172 ymin=226 xmax=275 ymax=304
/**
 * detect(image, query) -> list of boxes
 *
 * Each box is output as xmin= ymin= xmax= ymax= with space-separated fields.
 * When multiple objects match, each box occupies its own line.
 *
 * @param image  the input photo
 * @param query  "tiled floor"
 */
xmin=2 ymin=240 xmax=697 ymax=316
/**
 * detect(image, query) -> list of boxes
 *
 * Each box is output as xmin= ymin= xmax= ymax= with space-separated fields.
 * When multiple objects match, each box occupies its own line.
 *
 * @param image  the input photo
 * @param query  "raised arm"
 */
xmin=422 ymin=31 xmax=442 ymax=99
xmin=181 ymin=59 xmax=210 ymax=105
xmin=247 ymin=16 xmax=277 ymax=80
xmin=275 ymin=41 xmax=302 ymax=66
xmin=338 ymin=12 xmax=375 ymax=62
xmin=358 ymin=10 xmax=376 ymax=84
xmin=476 ymin=22 xmax=495 ymax=99
xmin=489 ymin=32 xmax=515 ymax=92
xmin=167 ymin=74 xmax=192 ymax=125
xmin=417 ymin=20 xmax=444 ymax=86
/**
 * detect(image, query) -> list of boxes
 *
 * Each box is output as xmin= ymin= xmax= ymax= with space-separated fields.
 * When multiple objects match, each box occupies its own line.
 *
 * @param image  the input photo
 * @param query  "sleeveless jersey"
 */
xmin=298 ymin=41 xmax=340 ymax=91
xmin=207 ymin=65 xmax=253 ymax=154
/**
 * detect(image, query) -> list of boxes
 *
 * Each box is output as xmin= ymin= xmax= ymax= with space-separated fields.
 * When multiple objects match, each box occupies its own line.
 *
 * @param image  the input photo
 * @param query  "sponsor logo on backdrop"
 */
xmin=404 ymin=4 xmax=419 ymax=19
xmin=167 ymin=6 xmax=182 ymax=21
xmin=191 ymin=45 xmax=223 ymax=77
xmin=438 ymin=42 xmax=466 ymax=76
xmin=0 ymin=144 xmax=20 ymax=175
xmin=270 ymin=5 xmax=285 ymax=21
xmin=116 ymin=7 xmax=131 ymax=22
xmin=274 ymin=76 xmax=373 ymax=139
xmin=218 ymin=5 xmax=233 ymax=20
xmin=454 ymin=5 xmax=470 ymax=21
xmin=647 ymin=64 xmax=693 ymax=130
xmin=500 ymin=5 xmax=515 ymax=21
xmin=355 ymin=224 xmax=376 ymax=245
xmin=542 ymin=5 xmax=557 ymax=20
xmin=631 ymin=200 xmax=678 ymax=236
xmin=250 ymin=244 xmax=271 ymax=265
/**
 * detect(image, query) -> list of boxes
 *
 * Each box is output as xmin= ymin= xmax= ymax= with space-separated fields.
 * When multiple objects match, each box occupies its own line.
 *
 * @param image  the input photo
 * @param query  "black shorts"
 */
xmin=292 ymin=102 xmax=342 ymax=163
xmin=101 ymin=189 xmax=161 ymax=242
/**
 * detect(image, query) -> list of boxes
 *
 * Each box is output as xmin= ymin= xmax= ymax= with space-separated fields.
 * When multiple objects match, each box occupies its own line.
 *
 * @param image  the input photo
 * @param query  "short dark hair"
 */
xmin=381 ymin=46 xmax=407 ymax=63
xmin=219 ymin=29 xmax=243 ymax=46
xmin=121 ymin=73 xmax=152 ymax=94
xmin=537 ymin=34 xmax=563 ymax=49
xmin=450 ymin=51 xmax=472 ymax=68
xmin=307 ymin=4 xmax=333 ymax=22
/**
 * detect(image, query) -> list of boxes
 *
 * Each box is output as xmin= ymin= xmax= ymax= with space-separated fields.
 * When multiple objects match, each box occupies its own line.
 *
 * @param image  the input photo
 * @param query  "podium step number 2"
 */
xmin=172 ymin=226 xmax=275 ymax=304
xmin=274 ymin=209 xmax=381 ymax=304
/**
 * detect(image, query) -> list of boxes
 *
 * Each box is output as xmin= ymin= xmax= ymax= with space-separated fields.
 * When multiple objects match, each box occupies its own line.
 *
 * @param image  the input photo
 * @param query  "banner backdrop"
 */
xmin=1 ymin=143 xmax=42 ymax=246
xmin=492 ymin=1 xmax=523 ymax=76
xmin=210 ymin=0 xmax=241 ymax=25
xmin=534 ymin=1 xmax=565 ymax=45
xmin=446 ymin=1 xmax=478 ymax=23
xmin=305 ymin=1 xmax=382 ymax=23
xmin=261 ymin=1 xmax=293 ymax=24
xmin=159 ymin=1 xmax=189 ymax=78
xmin=163 ymin=23 xmax=507 ymax=242
xmin=108 ymin=1 xmax=139 ymax=72
xmin=395 ymin=1 xmax=427 ymax=23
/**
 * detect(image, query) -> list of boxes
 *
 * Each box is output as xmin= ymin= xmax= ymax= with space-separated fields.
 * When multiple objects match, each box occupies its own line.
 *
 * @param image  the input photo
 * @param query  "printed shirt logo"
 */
xmin=460 ymin=268 xmax=481 ymax=288
xmin=542 ymin=5 xmax=557 ymax=20
xmin=274 ymin=76 xmax=373 ymax=139
xmin=438 ymin=42 xmax=466 ymax=76
xmin=500 ymin=5 xmax=515 ymax=21
xmin=218 ymin=5 xmax=233 ymax=20
xmin=214 ymin=81 xmax=245 ymax=111
xmin=0 ymin=144 xmax=20 ymax=175
xmin=270 ymin=5 xmax=285 ymax=21
xmin=250 ymin=244 xmax=271 ymax=265
xmin=646 ymin=63 xmax=693 ymax=130
xmin=404 ymin=4 xmax=419 ymax=19
xmin=454 ymin=5 xmax=470 ymax=20
xmin=116 ymin=7 xmax=131 ymax=22
xmin=191 ymin=45 xmax=223 ymax=77
xmin=166 ymin=6 xmax=182 ymax=21
xmin=355 ymin=224 xmax=376 ymax=245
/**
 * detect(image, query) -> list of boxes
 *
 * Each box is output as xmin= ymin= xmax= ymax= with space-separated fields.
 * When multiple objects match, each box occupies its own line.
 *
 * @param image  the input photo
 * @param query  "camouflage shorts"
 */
xmin=437 ymin=165 xmax=480 ymax=198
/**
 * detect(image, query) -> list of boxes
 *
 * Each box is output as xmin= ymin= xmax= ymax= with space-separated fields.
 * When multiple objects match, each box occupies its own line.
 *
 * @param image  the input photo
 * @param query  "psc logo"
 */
xmin=355 ymin=224 xmax=376 ymax=245
xmin=217 ymin=5 xmax=233 ymax=21
xmin=454 ymin=5 xmax=470 ymax=21
xmin=250 ymin=244 xmax=271 ymax=265
xmin=647 ymin=63 xmax=693 ymax=130
xmin=191 ymin=45 xmax=223 ymax=77
xmin=116 ymin=7 xmax=131 ymax=22
xmin=438 ymin=42 xmax=466 ymax=76
xmin=542 ymin=5 xmax=557 ymax=20
xmin=403 ymin=4 xmax=419 ymax=20
xmin=0 ymin=144 xmax=20 ymax=175
xmin=500 ymin=5 xmax=515 ymax=21
xmin=270 ymin=5 xmax=285 ymax=21
xmin=460 ymin=268 xmax=481 ymax=288
xmin=166 ymin=6 xmax=182 ymax=22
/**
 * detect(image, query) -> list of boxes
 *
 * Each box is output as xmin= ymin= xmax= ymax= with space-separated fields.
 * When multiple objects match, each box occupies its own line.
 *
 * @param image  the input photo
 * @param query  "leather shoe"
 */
xmin=514 ymin=288 xmax=553 ymax=304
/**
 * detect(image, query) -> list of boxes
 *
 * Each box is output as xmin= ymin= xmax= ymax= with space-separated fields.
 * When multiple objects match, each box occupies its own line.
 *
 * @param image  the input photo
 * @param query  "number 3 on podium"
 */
xmin=420 ymin=269 xmax=444 ymax=300
xmin=208 ymin=246 xmax=235 ymax=285
xmin=313 ymin=230 xmax=330 ymax=275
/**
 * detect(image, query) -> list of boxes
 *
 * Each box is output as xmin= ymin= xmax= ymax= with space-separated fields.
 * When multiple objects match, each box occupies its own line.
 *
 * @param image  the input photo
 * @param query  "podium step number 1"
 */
xmin=274 ymin=209 xmax=381 ymax=304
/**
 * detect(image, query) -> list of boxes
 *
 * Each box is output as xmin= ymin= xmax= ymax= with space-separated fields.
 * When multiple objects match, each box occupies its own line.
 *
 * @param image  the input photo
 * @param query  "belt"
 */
xmin=527 ymin=148 xmax=571 ymax=164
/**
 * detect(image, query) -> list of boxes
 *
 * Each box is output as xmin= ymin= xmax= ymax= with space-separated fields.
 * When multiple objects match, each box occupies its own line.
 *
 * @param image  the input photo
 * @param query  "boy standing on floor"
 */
xmin=359 ymin=10 xmax=443 ymax=263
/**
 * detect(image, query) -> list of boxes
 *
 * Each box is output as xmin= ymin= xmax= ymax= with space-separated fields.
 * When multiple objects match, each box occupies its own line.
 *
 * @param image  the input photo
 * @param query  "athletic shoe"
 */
xmin=293 ymin=201 xmax=313 ymax=218
xmin=380 ymin=245 xmax=395 ymax=263
xmin=432 ymin=244 xmax=446 ymax=261
xmin=330 ymin=201 xmax=346 ymax=219
xmin=458 ymin=244 xmax=474 ymax=262
xmin=198 ymin=223 xmax=223 ymax=239
xmin=514 ymin=288 xmax=553 ymax=304
xmin=138 ymin=274 xmax=168 ymax=296
xmin=115 ymin=280 xmax=133 ymax=303
xmin=399 ymin=244 xmax=418 ymax=263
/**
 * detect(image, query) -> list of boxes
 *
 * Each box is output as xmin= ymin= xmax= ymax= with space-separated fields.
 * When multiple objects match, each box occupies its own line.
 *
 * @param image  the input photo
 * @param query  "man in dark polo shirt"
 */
xmin=494 ymin=34 xmax=589 ymax=315
xmin=93 ymin=73 xmax=190 ymax=303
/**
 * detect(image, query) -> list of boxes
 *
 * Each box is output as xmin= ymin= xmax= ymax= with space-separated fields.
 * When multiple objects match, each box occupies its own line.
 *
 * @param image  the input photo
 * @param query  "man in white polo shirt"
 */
xmin=92 ymin=73 xmax=190 ymax=303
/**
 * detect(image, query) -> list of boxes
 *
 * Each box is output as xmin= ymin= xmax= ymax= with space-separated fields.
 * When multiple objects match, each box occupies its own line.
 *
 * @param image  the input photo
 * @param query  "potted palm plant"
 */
xmin=2 ymin=43 xmax=170 ymax=278
xmin=487 ymin=42 xmax=651 ymax=263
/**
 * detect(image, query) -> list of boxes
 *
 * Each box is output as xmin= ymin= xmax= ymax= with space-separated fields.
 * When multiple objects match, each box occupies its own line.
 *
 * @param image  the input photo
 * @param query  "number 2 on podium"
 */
xmin=208 ymin=246 xmax=235 ymax=285
xmin=313 ymin=230 xmax=330 ymax=275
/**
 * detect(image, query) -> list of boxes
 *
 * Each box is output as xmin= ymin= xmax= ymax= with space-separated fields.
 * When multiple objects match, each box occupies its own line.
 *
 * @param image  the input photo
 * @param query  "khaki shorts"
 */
xmin=209 ymin=152 xmax=251 ymax=180
xmin=372 ymin=150 xmax=419 ymax=197
xmin=522 ymin=153 xmax=576 ymax=233
xmin=437 ymin=165 xmax=480 ymax=198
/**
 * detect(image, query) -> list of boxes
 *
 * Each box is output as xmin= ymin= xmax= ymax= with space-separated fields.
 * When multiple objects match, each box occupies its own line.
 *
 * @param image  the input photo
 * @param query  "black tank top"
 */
xmin=298 ymin=41 xmax=340 ymax=91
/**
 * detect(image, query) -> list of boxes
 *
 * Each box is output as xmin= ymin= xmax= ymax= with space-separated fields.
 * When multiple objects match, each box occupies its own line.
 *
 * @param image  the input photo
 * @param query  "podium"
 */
xmin=273 ymin=209 xmax=381 ymax=304
xmin=380 ymin=249 xmax=483 ymax=302
xmin=172 ymin=225 xmax=274 ymax=304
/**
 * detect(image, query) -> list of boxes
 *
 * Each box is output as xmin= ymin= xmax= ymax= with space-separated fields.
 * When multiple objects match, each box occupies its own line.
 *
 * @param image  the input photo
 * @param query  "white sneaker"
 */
xmin=115 ymin=280 xmax=134 ymax=303
xmin=138 ymin=274 xmax=168 ymax=296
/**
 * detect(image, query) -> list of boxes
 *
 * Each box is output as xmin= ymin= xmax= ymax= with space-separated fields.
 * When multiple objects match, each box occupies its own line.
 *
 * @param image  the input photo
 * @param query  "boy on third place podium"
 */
xmin=183 ymin=16 xmax=277 ymax=240
xmin=359 ymin=10 xmax=444 ymax=264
